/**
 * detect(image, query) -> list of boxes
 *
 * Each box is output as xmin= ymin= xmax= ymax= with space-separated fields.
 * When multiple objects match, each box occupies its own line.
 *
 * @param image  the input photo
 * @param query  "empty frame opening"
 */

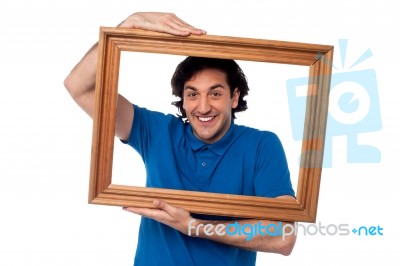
xmin=112 ymin=51 xmax=309 ymax=197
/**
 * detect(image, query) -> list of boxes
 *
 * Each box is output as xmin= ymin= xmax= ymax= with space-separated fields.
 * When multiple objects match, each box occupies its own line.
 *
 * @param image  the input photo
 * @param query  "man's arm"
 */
xmin=63 ymin=12 xmax=206 ymax=141
xmin=123 ymin=196 xmax=296 ymax=256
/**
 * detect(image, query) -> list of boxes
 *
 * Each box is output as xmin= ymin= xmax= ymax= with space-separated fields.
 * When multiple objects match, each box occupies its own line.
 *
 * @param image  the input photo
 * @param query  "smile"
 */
xmin=197 ymin=116 xmax=215 ymax=122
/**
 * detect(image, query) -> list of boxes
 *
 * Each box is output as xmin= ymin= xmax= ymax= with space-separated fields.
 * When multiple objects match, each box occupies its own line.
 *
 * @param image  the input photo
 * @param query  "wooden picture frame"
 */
xmin=89 ymin=27 xmax=333 ymax=222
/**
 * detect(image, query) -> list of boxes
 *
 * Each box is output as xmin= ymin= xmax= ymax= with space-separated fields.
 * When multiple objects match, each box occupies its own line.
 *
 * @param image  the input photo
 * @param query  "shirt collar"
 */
xmin=186 ymin=120 xmax=236 ymax=156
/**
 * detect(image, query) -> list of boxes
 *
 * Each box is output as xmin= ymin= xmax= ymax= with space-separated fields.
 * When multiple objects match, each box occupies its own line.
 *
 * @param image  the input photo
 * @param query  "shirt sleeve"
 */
xmin=253 ymin=132 xmax=295 ymax=198
xmin=122 ymin=104 xmax=174 ymax=161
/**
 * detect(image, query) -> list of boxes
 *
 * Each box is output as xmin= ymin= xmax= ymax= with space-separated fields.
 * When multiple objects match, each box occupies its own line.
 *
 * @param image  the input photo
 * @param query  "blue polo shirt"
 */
xmin=125 ymin=105 xmax=294 ymax=266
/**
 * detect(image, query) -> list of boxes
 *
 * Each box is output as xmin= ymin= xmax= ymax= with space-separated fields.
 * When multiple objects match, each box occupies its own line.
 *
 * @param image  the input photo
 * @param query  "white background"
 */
xmin=1 ymin=0 xmax=399 ymax=265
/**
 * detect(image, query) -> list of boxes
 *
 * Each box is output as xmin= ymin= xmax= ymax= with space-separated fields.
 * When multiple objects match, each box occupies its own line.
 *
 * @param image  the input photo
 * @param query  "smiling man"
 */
xmin=64 ymin=12 xmax=296 ymax=266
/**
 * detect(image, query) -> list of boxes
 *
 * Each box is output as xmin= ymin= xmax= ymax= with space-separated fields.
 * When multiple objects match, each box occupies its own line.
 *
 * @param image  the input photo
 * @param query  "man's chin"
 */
xmin=193 ymin=130 xmax=216 ymax=143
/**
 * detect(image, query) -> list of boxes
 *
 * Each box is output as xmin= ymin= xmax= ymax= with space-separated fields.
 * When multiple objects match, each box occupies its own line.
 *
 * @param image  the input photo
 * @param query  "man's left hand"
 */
xmin=123 ymin=200 xmax=192 ymax=235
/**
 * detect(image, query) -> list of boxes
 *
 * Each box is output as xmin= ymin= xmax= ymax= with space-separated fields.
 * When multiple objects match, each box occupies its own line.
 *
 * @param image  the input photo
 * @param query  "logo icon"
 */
xmin=287 ymin=39 xmax=382 ymax=167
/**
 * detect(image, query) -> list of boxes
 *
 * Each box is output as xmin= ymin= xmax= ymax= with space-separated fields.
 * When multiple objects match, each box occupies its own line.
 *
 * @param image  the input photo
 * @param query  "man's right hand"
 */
xmin=120 ymin=12 xmax=206 ymax=36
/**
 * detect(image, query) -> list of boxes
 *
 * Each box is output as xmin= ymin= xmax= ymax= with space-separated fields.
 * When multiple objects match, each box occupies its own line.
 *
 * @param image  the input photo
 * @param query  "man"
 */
xmin=65 ymin=12 xmax=296 ymax=266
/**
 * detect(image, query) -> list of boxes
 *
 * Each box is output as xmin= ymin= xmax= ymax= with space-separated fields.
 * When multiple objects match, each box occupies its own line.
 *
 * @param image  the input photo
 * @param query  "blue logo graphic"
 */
xmin=352 ymin=225 xmax=383 ymax=236
xmin=287 ymin=39 xmax=382 ymax=167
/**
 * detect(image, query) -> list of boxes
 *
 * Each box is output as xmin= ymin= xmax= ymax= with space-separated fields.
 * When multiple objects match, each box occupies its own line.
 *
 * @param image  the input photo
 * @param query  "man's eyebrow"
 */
xmin=184 ymin=85 xmax=198 ymax=91
xmin=184 ymin=84 xmax=226 ymax=90
xmin=210 ymin=84 xmax=225 ymax=90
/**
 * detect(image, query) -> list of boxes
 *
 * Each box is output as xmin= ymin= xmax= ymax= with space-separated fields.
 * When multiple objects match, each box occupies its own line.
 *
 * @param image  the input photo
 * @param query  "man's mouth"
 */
xmin=197 ymin=116 xmax=215 ymax=122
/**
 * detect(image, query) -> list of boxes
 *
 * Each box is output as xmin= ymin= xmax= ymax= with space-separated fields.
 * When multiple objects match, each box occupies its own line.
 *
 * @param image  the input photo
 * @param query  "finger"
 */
xmin=123 ymin=206 xmax=166 ymax=219
xmin=169 ymin=23 xmax=206 ymax=36
xmin=172 ymin=17 xmax=207 ymax=35
xmin=165 ymin=15 xmax=206 ymax=36
xmin=162 ymin=25 xmax=192 ymax=36
xmin=161 ymin=24 xmax=203 ymax=37
xmin=153 ymin=199 xmax=177 ymax=215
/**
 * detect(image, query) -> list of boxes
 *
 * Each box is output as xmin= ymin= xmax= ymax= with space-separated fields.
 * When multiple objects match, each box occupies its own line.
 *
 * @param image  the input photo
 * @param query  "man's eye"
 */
xmin=211 ymin=92 xmax=221 ymax=97
xmin=187 ymin=92 xmax=197 ymax=97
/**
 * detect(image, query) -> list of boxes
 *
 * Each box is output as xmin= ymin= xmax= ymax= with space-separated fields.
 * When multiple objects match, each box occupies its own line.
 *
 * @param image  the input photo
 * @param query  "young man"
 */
xmin=65 ymin=12 xmax=296 ymax=266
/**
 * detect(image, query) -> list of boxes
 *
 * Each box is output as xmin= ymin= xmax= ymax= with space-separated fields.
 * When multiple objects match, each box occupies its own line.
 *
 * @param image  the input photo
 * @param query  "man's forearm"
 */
xmin=188 ymin=218 xmax=296 ymax=255
xmin=64 ymin=42 xmax=98 ymax=117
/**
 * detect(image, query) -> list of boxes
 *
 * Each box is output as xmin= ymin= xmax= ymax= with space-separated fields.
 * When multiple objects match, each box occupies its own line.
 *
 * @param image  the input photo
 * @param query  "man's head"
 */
xmin=171 ymin=57 xmax=249 ymax=143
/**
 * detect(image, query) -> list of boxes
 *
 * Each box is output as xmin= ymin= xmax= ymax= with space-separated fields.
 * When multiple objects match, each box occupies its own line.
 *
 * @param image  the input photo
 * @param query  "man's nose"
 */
xmin=198 ymin=96 xmax=212 ymax=114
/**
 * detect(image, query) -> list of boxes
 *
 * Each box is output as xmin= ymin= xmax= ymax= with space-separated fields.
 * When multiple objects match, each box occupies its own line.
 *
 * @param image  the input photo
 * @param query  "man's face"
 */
xmin=183 ymin=68 xmax=239 ymax=144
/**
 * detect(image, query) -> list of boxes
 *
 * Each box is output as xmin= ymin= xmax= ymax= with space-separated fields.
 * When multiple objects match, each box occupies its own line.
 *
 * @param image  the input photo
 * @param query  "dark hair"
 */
xmin=171 ymin=57 xmax=249 ymax=120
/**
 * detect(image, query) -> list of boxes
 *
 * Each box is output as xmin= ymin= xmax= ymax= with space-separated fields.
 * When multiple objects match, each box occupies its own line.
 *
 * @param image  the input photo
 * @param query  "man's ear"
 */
xmin=231 ymin=88 xmax=240 ymax=109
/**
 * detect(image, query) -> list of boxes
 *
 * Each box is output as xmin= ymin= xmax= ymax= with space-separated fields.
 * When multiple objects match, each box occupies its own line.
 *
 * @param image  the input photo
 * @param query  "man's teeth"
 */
xmin=198 ymin=116 xmax=213 ymax=122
